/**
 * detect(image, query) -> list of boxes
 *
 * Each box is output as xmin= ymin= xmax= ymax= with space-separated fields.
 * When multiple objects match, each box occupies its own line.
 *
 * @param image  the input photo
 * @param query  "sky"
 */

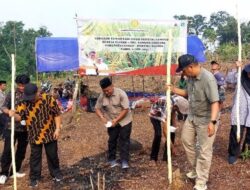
xmin=1 ymin=0 xmax=249 ymax=37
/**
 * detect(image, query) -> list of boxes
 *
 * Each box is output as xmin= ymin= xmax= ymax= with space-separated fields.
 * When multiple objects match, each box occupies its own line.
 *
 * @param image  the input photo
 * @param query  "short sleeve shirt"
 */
xmin=95 ymin=87 xmax=132 ymax=126
xmin=16 ymin=93 xmax=61 ymax=144
xmin=187 ymin=68 xmax=219 ymax=125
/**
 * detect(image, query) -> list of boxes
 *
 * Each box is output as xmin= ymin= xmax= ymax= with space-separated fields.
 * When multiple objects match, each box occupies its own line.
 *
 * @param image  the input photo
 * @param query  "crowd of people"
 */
xmin=0 ymin=54 xmax=249 ymax=190
xmin=94 ymin=55 xmax=250 ymax=190
xmin=40 ymin=79 xmax=75 ymax=113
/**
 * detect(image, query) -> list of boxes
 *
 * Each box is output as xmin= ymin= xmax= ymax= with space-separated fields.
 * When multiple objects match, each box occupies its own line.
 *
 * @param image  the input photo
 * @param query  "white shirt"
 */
xmin=97 ymin=62 xmax=109 ymax=75
xmin=85 ymin=59 xmax=97 ymax=75
xmin=0 ymin=89 xmax=5 ymax=114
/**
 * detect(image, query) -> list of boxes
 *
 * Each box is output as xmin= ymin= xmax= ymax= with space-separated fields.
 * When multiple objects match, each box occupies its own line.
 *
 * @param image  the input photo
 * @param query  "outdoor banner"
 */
xmin=187 ymin=35 xmax=206 ymax=62
xmin=36 ymin=37 xmax=79 ymax=72
xmin=77 ymin=19 xmax=187 ymax=75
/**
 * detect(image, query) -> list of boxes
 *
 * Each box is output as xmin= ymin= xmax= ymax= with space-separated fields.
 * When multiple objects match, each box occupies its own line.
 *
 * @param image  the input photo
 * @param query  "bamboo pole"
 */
xmin=11 ymin=54 xmax=17 ymax=190
xmin=166 ymin=30 xmax=173 ymax=184
xmin=72 ymin=80 xmax=79 ymax=113
xmin=90 ymin=175 xmax=94 ymax=190
xmin=236 ymin=0 xmax=242 ymax=142
xmin=103 ymin=174 xmax=105 ymax=190
xmin=97 ymin=172 xmax=100 ymax=190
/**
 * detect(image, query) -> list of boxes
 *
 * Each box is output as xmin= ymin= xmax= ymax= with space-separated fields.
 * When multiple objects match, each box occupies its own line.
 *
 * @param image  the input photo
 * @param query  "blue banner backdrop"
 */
xmin=36 ymin=37 xmax=79 ymax=72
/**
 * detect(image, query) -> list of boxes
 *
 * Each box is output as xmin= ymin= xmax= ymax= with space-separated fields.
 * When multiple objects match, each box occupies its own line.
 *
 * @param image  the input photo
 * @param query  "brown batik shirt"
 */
xmin=16 ymin=93 xmax=60 ymax=144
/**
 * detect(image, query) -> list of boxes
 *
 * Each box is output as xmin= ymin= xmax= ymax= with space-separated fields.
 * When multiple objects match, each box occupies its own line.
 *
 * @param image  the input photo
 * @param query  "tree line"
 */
xmin=0 ymin=21 xmax=51 ymax=81
xmin=174 ymin=11 xmax=250 ymax=61
xmin=0 ymin=11 xmax=250 ymax=81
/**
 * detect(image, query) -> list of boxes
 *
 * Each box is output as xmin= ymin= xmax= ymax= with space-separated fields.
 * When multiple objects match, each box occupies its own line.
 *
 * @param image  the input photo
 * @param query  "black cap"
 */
xmin=15 ymin=74 xmax=30 ymax=85
xmin=23 ymin=83 xmax=38 ymax=101
xmin=244 ymin=64 xmax=250 ymax=73
xmin=176 ymin=54 xmax=198 ymax=73
xmin=0 ymin=80 xmax=6 ymax=84
xmin=210 ymin=60 xmax=218 ymax=65
xmin=100 ymin=77 xmax=112 ymax=89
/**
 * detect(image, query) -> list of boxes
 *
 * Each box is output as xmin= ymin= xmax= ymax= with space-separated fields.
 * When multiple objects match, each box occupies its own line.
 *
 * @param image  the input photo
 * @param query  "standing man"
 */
xmin=210 ymin=61 xmax=226 ymax=111
xmin=170 ymin=54 xmax=219 ymax=190
xmin=228 ymin=63 xmax=250 ymax=164
xmin=95 ymin=77 xmax=132 ymax=169
xmin=0 ymin=80 xmax=7 ymax=138
xmin=10 ymin=83 xmax=62 ymax=187
xmin=0 ymin=74 xmax=30 ymax=185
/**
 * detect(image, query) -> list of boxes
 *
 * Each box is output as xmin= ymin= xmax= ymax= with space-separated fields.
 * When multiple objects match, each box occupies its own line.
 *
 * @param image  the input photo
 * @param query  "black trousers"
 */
xmin=107 ymin=122 xmax=132 ymax=162
xmin=0 ymin=114 xmax=7 ymax=137
xmin=228 ymin=125 xmax=250 ymax=156
xmin=30 ymin=141 xmax=61 ymax=181
xmin=0 ymin=129 xmax=28 ymax=176
xmin=150 ymin=118 xmax=175 ymax=161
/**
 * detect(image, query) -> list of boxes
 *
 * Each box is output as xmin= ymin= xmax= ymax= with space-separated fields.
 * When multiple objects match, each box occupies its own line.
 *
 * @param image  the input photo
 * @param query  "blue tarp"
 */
xmin=187 ymin=35 xmax=206 ymax=62
xmin=36 ymin=37 xmax=79 ymax=72
xmin=35 ymin=35 xmax=206 ymax=72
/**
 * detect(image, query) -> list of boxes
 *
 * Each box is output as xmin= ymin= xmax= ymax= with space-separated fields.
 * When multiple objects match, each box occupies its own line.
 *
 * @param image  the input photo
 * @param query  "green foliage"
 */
xmin=175 ymin=11 xmax=250 ymax=46
xmin=242 ymin=43 xmax=250 ymax=59
xmin=215 ymin=43 xmax=250 ymax=61
xmin=217 ymin=16 xmax=238 ymax=44
xmin=241 ymin=21 xmax=250 ymax=43
xmin=209 ymin=11 xmax=231 ymax=29
xmin=0 ymin=21 xmax=52 ymax=81
xmin=174 ymin=14 xmax=208 ymax=35
xmin=215 ymin=43 xmax=238 ymax=61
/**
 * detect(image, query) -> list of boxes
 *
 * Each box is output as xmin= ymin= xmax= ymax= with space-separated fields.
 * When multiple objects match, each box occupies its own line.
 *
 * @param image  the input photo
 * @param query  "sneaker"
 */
xmin=186 ymin=171 xmax=197 ymax=179
xmin=29 ymin=180 xmax=38 ymax=188
xmin=0 ymin=175 xmax=7 ymax=184
xmin=193 ymin=183 xmax=207 ymax=190
xmin=228 ymin=156 xmax=237 ymax=164
xmin=121 ymin=160 xmax=129 ymax=169
xmin=53 ymin=174 xmax=63 ymax=182
xmin=10 ymin=172 xmax=26 ymax=178
xmin=108 ymin=160 xmax=119 ymax=168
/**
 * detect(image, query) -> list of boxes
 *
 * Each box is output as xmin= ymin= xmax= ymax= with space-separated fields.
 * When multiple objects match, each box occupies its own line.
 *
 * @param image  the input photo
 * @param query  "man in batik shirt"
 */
xmin=10 ymin=83 xmax=62 ymax=188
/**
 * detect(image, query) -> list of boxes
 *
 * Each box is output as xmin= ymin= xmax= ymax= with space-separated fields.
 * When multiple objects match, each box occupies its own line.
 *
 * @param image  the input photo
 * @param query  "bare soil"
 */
xmin=1 ymin=73 xmax=250 ymax=190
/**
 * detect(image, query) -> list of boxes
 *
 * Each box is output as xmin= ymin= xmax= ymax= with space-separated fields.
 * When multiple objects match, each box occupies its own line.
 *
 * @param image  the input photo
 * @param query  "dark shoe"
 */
xmin=228 ymin=156 xmax=237 ymax=164
xmin=29 ymin=180 xmax=38 ymax=188
xmin=53 ymin=174 xmax=63 ymax=182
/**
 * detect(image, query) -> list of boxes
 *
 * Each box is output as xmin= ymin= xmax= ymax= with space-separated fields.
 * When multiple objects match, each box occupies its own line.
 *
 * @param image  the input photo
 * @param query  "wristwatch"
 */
xmin=210 ymin=120 xmax=217 ymax=125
